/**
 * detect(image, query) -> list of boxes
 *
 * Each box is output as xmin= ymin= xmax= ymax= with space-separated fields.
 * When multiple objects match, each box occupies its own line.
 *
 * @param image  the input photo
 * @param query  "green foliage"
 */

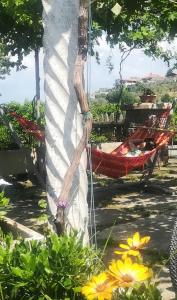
xmin=37 ymin=199 xmax=49 ymax=227
xmin=90 ymin=132 xmax=109 ymax=144
xmin=1 ymin=0 xmax=177 ymax=75
xmin=161 ymin=93 xmax=174 ymax=103
xmin=171 ymin=105 xmax=177 ymax=127
xmin=0 ymin=232 xmax=102 ymax=300
xmin=94 ymin=93 xmax=108 ymax=103
xmin=141 ymin=88 xmax=155 ymax=96
xmin=123 ymin=79 xmax=177 ymax=103
xmin=166 ymin=68 xmax=176 ymax=77
xmin=0 ymin=0 xmax=177 ymax=76
xmin=38 ymin=199 xmax=47 ymax=210
xmin=0 ymin=126 xmax=12 ymax=150
xmin=0 ymin=0 xmax=43 ymax=70
xmin=0 ymin=192 xmax=10 ymax=217
xmin=90 ymin=101 xmax=120 ymax=142
xmin=92 ymin=0 xmax=177 ymax=65
xmin=106 ymin=88 xmax=139 ymax=105
xmin=0 ymin=43 xmax=15 ymax=79
xmin=90 ymin=102 xmax=119 ymax=121
xmin=0 ymin=101 xmax=45 ymax=149
xmin=115 ymin=284 xmax=162 ymax=300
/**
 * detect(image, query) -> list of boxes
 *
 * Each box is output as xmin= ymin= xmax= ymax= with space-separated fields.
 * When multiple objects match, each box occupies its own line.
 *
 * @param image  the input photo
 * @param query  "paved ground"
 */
xmin=93 ymin=158 xmax=177 ymax=300
xmin=1 ymin=158 xmax=177 ymax=299
xmin=0 ymin=175 xmax=46 ymax=231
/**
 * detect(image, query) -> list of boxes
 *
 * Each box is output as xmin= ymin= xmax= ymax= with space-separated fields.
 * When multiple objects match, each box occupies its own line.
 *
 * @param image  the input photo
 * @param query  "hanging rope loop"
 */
xmin=82 ymin=110 xmax=92 ymax=121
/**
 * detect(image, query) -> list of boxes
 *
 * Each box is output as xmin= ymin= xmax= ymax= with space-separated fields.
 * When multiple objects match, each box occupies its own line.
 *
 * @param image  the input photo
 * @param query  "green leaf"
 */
xmin=11 ymin=267 xmax=24 ymax=277
xmin=44 ymin=267 xmax=52 ymax=275
xmin=0 ymin=211 xmax=7 ymax=217
xmin=73 ymin=286 xmax=82 ymax=293
xmin=38 ymin=199 xmax=47 ymax=209
xmin=43 ymin=295 xmax=53 ymax=300
xmin=37 ymin=214 xmax=48 ymax=222
xmin=63 ymin=278 xmax=72 ymax=288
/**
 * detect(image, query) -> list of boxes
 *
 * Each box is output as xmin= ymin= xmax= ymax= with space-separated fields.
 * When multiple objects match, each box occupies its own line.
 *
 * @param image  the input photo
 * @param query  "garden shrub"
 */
xmin=90 ymin=132 xmax=109 ymax=143
xmin=106 ymin=88 xmax=139 ymax=105
xmin=0 ymin=232 xmax=102 ymax=300
xmin=0 ymin=126 xmax=12 ymax=150
xmin=90 ymin=102 xmax=119 ymax=122
xmin=0 ymin=192 xmax=10 ymax=217
xmin=0 ymin=100 xmax=45 ymax=149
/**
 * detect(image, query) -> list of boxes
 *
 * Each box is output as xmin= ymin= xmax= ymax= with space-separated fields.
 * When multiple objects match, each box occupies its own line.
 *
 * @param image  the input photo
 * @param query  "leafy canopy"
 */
xmin=0 ymin=0 xmax=43 ymax=70
xmin=0 ymin=44 xmax=15 ymax=79
xmin=92 ymin=0 xmax=177 ymax=62
xmin=1 ymin=0 xmax=177 ymax=75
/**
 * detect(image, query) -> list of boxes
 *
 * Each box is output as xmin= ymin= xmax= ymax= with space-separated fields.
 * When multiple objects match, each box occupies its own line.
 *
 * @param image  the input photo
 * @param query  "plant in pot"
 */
xmin=140 ymin=88 xmax=156 ymax=103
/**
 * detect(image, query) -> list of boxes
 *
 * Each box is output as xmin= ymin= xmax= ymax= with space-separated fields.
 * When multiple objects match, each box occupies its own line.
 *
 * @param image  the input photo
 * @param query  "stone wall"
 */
xmin=0 ymin=149 xmax=35 ymax=176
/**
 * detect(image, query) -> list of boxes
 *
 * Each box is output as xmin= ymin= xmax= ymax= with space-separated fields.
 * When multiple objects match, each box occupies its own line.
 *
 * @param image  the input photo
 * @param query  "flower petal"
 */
xmin=127 ymin=238 xmax=133 ymax=247
xmin=140 ymin=236 xmax=150 ymax=246
xmin=127 ymin=250 xmax=140 ymax=257
xmin=119 ymin=243 xmax=130 ymax=250
xmin=114 ymin=250 xmax=124 ymax=255
xmin=132 ymin=232 xmax=140 ymax=246
xmin=82 ymin=272 xmax=113 ymax=300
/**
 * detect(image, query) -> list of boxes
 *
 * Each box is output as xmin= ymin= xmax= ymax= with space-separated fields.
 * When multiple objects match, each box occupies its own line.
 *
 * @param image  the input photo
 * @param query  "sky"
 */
xmin=0 ymin=37 xmax=176 ymax=104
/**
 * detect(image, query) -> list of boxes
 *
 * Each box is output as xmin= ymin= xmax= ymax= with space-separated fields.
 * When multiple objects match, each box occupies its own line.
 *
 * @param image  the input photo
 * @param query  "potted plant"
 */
xmin=139 ymin=88 xmax=156 ymax=103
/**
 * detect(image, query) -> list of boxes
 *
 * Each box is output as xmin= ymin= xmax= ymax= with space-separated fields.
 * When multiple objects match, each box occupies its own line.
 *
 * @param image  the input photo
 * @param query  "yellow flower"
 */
xmin=82 ymin=272 xmax=114 ymax=300
xmin=108 ymin=257 xmax=153 ymax=288
xmin=114 ymin=232 xmax=150 ymax=259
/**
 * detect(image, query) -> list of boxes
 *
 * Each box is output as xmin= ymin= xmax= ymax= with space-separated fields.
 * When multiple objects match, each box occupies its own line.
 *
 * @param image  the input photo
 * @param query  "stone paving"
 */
xmin=93 ymin=158 xmax=177 ymax=300
xmin=0 ymin=158 xmax=177 ymax=299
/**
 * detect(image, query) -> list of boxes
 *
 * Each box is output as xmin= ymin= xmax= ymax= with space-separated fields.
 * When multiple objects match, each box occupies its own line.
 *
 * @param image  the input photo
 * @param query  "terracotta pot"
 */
xmin=139 ymin=95 xmax=156 ymax=103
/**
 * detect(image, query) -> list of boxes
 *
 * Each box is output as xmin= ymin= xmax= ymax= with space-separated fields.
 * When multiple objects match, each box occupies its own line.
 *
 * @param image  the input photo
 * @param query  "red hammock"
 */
xmin=91 ymin=128 xmax=175 ymax=178
xmin=10 ymin=108 xmax=175 ymax=179
xmin=91 ymin=109 xmax=175 ymax=178
xmin=10 ymin=112 xmax=45 ymax=142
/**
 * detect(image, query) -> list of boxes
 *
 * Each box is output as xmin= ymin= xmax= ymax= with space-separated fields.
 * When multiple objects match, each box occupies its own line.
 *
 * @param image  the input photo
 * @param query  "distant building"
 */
xmin=141 ymin=73 xmax=165 ymax=83
xmin=121 ymin=77 xmax=141 ymax=86
xmin=119 ymin=73 xmax=165 ymax=86
xmin=91 ymin=88 xmax=110 ymax=99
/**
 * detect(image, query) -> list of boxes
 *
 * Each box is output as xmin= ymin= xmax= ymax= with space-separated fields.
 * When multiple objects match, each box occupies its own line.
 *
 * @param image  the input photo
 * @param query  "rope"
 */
xmin=87 ymin=145 xmax=97 ymax=248
xmin=82 ymin=111 xmax=92 ymax=121
xmin=86 ymin=0 xmax=97 ymax=247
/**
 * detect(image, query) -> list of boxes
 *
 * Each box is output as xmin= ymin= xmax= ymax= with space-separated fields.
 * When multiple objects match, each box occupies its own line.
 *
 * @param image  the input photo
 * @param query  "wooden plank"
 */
xmin=131 ymin=125 xmax=177 ymax=134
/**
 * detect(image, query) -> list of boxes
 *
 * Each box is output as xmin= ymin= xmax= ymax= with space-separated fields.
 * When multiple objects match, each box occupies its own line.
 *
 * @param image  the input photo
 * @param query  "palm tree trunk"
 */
xmin=42 ymin=0 xmax=89 ymax=244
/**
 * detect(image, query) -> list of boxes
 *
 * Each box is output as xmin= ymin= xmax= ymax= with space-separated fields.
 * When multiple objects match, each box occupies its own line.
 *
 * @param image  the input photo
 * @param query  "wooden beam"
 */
xmin=131 ymin=125 xmax=177 ymax=134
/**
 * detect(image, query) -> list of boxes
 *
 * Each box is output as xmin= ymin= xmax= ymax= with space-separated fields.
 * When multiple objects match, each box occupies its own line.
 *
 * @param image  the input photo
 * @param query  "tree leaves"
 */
xmin=92 ymin=0 xmax=177 ymax=64
xmin=0 ymin=0 xmax=43 ymax=72
xmin=1 ymin=0 xmax=177 ymax=75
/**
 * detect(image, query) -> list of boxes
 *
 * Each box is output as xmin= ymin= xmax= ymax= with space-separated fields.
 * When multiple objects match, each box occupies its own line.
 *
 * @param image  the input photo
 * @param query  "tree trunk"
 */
xmin=42 ymin=0 xmax=89 ymax=244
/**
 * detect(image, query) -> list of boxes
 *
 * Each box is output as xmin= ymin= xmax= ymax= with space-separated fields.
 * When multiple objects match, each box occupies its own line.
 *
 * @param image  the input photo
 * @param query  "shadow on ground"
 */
xmin=0 ymin=175 xmax=47 ymax=228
